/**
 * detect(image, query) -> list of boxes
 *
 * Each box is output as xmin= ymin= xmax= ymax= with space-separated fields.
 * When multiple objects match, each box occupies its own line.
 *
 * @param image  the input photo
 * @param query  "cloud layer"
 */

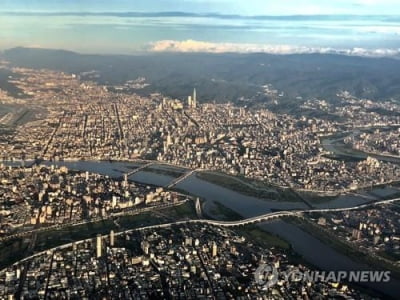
xmin=1 ymin=11 xmax=399 ymax=55
xmin=149 ymin=39 xmax=400 ymax=57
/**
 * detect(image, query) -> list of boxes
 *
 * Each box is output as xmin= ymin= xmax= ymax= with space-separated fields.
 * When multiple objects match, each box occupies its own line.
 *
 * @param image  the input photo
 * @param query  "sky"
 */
xmin=2 ymin=0 xmax=400 ymax=15
xmin=1 ymin=0 xmax=400 ymax=56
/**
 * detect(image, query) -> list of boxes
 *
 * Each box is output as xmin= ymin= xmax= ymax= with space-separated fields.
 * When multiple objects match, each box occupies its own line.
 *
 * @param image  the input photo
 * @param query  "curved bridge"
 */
xmin=1 ymin=197 xmax=399 ymax=275
xmin=122 ymin=196 xmax=400 ymax=230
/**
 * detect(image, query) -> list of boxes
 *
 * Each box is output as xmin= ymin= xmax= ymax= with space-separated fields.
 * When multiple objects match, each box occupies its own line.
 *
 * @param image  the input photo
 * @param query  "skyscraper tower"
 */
xmin=193 ymin=88 xmax=197 ymax=108
xmin=123 ymin=173 xmax=128 ymax=188
xmin=212 ymin=242 xmax=217 ymax=257
xmin=110 ymin=230 xmax=115 ymax=247
xmin=96 ymin=234 xmax=102 ymax=258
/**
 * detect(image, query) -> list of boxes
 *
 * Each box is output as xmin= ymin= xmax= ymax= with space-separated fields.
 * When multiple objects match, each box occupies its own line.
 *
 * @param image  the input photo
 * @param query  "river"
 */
xmin=3 ymin=159 xmax=400 ymax=297
xmin=262 ymin=221 xmax=400 ymax=298
xmin=321 ymin=130 xmax=400 ymax=164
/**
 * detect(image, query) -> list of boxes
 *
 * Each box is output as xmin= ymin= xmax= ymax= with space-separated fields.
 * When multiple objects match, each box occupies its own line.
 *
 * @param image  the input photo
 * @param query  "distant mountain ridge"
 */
xmin=2 ymin=47 xmax=400 ymax=112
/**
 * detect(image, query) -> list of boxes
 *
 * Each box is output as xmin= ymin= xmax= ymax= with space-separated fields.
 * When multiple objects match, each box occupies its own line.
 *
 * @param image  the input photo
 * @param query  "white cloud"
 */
xmin=149 ymin=39 xmax=400 ymax=57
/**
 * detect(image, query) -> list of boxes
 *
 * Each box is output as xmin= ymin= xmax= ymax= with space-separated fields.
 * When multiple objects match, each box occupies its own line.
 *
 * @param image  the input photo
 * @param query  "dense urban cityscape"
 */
xmin=2 ymin=0 xmax=400 ymax=297
xmin=0 ymin=224 xmax=377 ymax=299
xmin=0 ymin=163 xmax=188 ymax=240
xmin=313 ymin=203 xmax=400 ymax=264
xmin=0 ymin=58 xmax=399 ymax=299
xmin=1 ymin=65 xmax=399 ymax=194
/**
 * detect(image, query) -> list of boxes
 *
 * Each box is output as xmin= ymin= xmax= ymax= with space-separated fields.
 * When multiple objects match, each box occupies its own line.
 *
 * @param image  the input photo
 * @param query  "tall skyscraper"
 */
xmin=167 ymin=132 xmax=172 ymax=146
xmin=110 ymin=230 xmax=115 ymax=247
xmin=188 ymin=95 xmax=192 ymax=108
xmin=96 ymin=234 xmax=102 ymax=258
xmin=212 ymin=242 xmax=217 ymax=257
xmin=123 ymin=173 xmax=128 ymax=187
xmin=193 ymin=88 xmax=197 ymax=108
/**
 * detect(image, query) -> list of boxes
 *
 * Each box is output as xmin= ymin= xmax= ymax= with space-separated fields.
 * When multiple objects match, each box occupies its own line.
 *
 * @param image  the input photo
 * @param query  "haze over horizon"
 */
xmin=1 ymin=0 xmax=400 ymax=56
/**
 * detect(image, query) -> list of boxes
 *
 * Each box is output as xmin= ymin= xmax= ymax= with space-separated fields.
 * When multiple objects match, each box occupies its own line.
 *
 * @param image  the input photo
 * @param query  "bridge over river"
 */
xmin=4 ymin=195 xmax=398 ymax=274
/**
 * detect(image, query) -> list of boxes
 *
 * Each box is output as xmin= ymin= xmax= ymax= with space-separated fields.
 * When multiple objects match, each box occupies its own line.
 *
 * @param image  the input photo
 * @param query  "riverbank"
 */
xmin=196 ymin=171 xmax=300 ymax=202
xmin=286 ymin=216 xmax=400 ymax=279
xmin=201 ymin=200 xmax=292 ymax=252
xmin=320 ymin=131 xmax=400 ymax=165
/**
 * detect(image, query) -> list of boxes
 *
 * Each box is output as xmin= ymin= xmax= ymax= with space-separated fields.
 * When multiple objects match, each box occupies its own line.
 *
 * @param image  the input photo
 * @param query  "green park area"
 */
xmin=197 ymin=171 xmax=299 ymax=202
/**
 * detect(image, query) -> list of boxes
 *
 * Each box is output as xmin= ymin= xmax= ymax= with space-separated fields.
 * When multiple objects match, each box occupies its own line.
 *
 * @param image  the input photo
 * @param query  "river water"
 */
xmin=3 ymin=159 xmax=400 ymax=297
xmin=262 ymin=221 xmax=400 ymax=298
xmin=321 ymin=131 xmax=400 ymax=164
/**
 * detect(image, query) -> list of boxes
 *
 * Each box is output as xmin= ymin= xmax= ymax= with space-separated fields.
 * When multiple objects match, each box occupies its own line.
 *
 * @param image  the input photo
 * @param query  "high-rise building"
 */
xmin=352 ymin=229 xmax=362 ymax=240
xmin=96 ymin=234 xmax=102 ymax=258
xmin=167 ymin=132 xmax=172 ymax=146
xmin=141 ymin=240 xmax=150 ymax=255
xmin=112 ymin=196 xmax=117 ymax=208
xmin=212 ymin=242 xmax=217 ymax=257
xmin=188 ymin=95 xmax=192 ymax=108
xmin=110 ymin=230 xmax=115 ymax=247
xmin=123 ymin=173 xmax=128 ymax=187
xmin=193 ymin=88 xmax=197 ymax=108
xmin=185 ymin=237 xmax=193 ymax=246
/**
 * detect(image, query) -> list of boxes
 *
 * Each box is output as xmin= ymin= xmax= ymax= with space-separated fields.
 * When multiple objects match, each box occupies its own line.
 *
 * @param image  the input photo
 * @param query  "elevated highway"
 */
xmin=1 ymin=197 xmax=399 ymax=275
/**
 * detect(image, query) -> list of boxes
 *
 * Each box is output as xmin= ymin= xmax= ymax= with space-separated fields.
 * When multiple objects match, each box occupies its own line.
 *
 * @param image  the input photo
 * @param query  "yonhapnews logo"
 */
xmin=255 ymin=264 xmax=391 ymax=289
